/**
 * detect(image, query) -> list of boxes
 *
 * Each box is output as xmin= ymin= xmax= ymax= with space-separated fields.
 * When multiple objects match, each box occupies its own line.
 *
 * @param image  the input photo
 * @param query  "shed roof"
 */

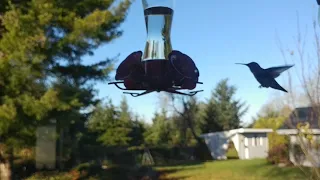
xmin=200 ymin=128 xmax=273 ymax=138
xmin=276 ymin=129 xmax=320 ymax=135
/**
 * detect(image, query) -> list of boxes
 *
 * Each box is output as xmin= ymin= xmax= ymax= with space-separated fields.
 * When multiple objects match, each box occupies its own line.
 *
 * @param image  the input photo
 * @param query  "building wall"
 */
xmin=239 ymin=133 xmax=269 ymax=159
xmin=238 ymin=134 xmax=245 ymax=159
xmin=203 ymin=132 xmax=230 ymax=160
xmin=231 ymin=133 xmax=240 ymax=153
xmin=202 ymin=130 xmax=272 ymax=160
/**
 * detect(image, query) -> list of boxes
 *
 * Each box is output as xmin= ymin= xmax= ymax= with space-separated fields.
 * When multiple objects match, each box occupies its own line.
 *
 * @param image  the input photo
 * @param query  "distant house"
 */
xmin=277 ymin=107 xmax=320 ymax=167
xmin=200 ymin=128 xmax=273 ymax=160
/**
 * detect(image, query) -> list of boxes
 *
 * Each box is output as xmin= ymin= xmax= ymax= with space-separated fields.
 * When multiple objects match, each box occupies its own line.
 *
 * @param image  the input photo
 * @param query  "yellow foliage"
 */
xmin=297 ymin=122 xmax=315 ymax=144
xmin=0 ymin=98 xmax=17 ymax=120
xmin=253 ymin=116 xmax=288 ymax=149
xmin=68 ymin=10 xmax=112 ymax=42
xmin=253 ymin=116 xmax=286 ymax=130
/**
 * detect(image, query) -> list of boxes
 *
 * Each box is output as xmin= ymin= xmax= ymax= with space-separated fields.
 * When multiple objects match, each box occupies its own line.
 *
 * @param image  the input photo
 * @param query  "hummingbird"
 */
xmin=236 ymin=62 xmax=294 ymax=93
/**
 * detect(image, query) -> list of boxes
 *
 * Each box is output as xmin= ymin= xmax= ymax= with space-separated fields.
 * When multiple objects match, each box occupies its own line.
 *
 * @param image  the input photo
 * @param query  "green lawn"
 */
xmin=156 ymin=159 xmax=311 ymax=180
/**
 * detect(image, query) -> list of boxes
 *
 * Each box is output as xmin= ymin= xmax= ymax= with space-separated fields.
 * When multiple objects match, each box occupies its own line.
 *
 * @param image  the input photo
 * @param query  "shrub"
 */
xmin=148 ymin=146 xmax=198 ymax=165
xmin=268 ymin=132 xmax=289 ymax=150
xmin=72 ymin=162 xmax=102 ymax=179
xmin=70 ymin=162 xmax=158 ymax=180
xmin=267 ymin=143 xmax=290 ymax=165
xmin=26 ymin=171 xmax=72 ymax=180
xmin=13 ymin=158 xmax=36 ymax=179
xmin=106 ymin=149 xmax=141 ymax=166
xmin=193 ymin=141 xmax=212 ymax=161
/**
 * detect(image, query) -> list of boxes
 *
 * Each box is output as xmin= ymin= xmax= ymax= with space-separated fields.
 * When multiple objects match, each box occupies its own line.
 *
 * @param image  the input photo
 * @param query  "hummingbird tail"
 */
xmin=280 ymin=87 xmax=288 ymax=93
xmin=270 ymin=80 xmax=288 ymax=93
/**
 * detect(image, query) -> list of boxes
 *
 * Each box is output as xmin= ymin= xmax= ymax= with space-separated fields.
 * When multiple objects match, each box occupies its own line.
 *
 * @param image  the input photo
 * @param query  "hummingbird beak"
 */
xmin=235 ymin=63 xmax=248 ymax=66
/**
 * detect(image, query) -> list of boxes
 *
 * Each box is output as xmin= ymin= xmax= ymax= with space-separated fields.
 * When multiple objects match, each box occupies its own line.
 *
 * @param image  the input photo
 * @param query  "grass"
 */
xmin=226 ymin=146 xmax=239 ymax=159
xmin=21 ymin=156 xmax=315 ymax=180
xmin=155 ymin=159 xmax=312 ymax=180
xmin=26 ymin=165 xmax=159 ymax=180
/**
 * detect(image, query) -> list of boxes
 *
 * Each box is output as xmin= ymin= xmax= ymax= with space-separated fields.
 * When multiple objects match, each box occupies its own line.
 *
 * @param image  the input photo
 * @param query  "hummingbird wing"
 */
xmin=269 ymin=78 xmax=288 ymax=93
xmin=265 ymin=65 xmax=294 ymax=78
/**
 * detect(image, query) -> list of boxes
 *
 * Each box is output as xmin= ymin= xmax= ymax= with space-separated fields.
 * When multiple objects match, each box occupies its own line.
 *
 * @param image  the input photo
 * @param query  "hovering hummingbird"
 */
xmin=236 ymin=62 xmax=294 ymax=93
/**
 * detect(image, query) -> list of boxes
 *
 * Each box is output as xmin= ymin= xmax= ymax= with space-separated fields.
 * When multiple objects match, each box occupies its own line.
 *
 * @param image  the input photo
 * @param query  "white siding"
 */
xmin=242 ymin=133 xmax=269 ymax=159
xmin=231 ymin=133 xmax=240 ymax=152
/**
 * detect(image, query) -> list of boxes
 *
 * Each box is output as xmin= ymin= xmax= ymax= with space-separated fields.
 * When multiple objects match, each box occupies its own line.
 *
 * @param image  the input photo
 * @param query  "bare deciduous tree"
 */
xmin=166 ymin=93 xmax=202 ymax=144
xmin=276 ymin=13 xmax=320 ymax=178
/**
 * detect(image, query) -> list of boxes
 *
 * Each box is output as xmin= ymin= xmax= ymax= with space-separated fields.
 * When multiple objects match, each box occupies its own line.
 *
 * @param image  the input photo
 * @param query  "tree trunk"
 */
xmin=185 ymin=115 xmax=202 ymax=144
xmin=182 ymin=100 xmax=201 ymax=144
xmin=172 ymin=96 xmax=203 ymax=145
xmin=0 ymin=147 xmax=13 ymax=180
xmin=0 ymin=162 xmax=11 ymax=180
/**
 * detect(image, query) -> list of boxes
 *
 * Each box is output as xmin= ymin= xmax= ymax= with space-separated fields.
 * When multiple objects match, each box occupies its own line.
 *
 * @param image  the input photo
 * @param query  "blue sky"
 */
xmin=83 ymin=0 xmax=318 ymax=124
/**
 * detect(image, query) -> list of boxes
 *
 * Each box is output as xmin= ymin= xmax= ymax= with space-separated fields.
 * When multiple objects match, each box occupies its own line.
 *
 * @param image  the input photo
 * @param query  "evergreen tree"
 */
xmin=118 ymin=96 xmax=146 ymax=148
xmin=128 ymin=114 xmax=146 ymax=148
xmin=119 ymin=96 xmax=131 ymax=122
xmin=87 ymin=99 xmax=132 ymax=147
xmin=145 ymin=110 xmax=172 ymax=147
xmin=201 ymin=78 xmax=248 ymax=133
xmin=0 ymin=0 xmax=132 ymax=177
xmin=201 ymin=100 xmax=223 ymax=133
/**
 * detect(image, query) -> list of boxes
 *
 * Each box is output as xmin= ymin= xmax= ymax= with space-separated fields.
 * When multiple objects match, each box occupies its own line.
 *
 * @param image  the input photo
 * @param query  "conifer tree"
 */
xmin=0 ymin=0 xmax=132 ymax=178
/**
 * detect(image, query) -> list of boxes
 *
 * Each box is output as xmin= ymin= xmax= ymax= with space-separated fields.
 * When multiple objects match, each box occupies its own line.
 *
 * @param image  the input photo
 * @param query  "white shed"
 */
xmin=277 ymin=129 xmax=320 ymax=167
xmin=200 ymin=128 xmax=273 ymax=160
xmin=277 ymin=107 xmax=320 ymax=167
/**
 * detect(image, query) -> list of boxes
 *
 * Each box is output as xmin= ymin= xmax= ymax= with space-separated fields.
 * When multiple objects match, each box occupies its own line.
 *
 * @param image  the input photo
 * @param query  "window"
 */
xmin=244 ymin=137 xmax=248 ymax=146
xmin=252 ymin=135 xmax=258 ymax=146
